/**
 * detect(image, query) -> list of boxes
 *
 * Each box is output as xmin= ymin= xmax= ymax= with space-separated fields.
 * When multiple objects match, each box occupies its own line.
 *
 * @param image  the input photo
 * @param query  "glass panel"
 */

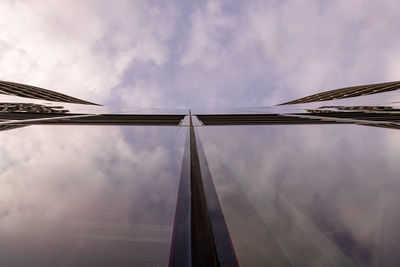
xmin=0 ymin=94 xmax=188 ymax=116
xmin=0 ymin=125 xmax=185 ymax=267
xmin=192 ymin=87 xmax=400 ymax=116
xmin=198 ymin=125 xmax=400 ymax=267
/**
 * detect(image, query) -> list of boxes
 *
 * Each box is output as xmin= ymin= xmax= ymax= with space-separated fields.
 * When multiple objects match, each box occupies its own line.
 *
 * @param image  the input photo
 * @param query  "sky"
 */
xmin=1 ymin=1 xmax=400 ymax=265
xmin=1 ymin=0 xmax=400 ymax=109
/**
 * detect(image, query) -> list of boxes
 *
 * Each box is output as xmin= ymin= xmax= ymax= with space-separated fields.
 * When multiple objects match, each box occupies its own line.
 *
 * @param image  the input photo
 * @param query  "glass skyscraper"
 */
xmin=0 ymin=80 xmax=399 ymax=266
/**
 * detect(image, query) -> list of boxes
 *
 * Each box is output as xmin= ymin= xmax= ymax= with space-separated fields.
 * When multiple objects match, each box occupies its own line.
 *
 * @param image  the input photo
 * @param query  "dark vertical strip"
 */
xmin=169 ymin=128 xmax=191 ymax=267
xmin=189 ymin=114 xmax=219 ymax=267
xmin=170 ymin=114 xmax=239 ymax=266
xmin=194 ymin=125 xmax=240 ymax=267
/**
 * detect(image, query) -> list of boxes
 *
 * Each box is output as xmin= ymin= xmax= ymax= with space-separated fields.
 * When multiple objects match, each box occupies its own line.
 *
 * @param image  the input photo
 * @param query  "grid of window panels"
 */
xmin=0 ymin=80 xmax=98 ymax=105
xmin=280 ymin=80 xmax=400 ymax=105
xmin=0 ymin=80 xmax=400 ymax=266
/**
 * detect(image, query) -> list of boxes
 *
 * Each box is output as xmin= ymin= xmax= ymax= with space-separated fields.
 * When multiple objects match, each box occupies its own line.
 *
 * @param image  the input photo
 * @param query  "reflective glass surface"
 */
xmin=198 ymin=125 xmax=400 ymax=267
xmin=0 ymin=94 xmax=188 ymax=116
xmin=0 ymin=125 xmax=185 ymax=266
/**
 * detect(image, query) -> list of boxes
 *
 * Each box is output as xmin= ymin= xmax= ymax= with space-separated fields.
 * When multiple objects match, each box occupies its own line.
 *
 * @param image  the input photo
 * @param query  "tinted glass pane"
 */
xmin=0 ymin=125 xmax=185 ymax=267
xmin=198 ymin=125 xmax=400 ymax=267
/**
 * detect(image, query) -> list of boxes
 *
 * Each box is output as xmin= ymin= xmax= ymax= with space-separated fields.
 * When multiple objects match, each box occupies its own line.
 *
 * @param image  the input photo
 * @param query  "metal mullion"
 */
xmin=170 ymin=114 xmax=239 ymax=267
xmin=194 ymin=123 xmax=239 ymax=267
xmin=169 ymin=126 xmax=191 ymax=267
xmin=280 ymin=81 xmax=400 ymax=105
xmin=189 ymin=114 xmax=219 ymax=267
xmin=0 ymin=85 xmax=38 ymax=99
xmin=0 ymin=81 xmax=97 ymax=105
xmin=9 ymin=84 xmax=69 ymax=102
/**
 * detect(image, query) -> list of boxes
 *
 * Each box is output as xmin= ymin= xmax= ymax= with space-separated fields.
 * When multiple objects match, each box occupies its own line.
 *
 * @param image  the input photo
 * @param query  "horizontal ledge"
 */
xmin=0 ymin=113 xmax=185 ymax=126
xmin=195 ymin=112 xmax=400 ymax=125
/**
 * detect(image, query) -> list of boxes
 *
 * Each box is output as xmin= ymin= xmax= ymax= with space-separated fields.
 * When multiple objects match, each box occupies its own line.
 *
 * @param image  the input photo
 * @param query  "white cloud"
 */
xmin=0 ymin=0 xmax=175 ymax=105
xmin=0 ymin=2 xmax=400 ymax=264
xmin=0 ymin=2 xmax=183 ymax=236
xmin=0 ymin=125 xmax=183 ymax=233
xmin=178 ymin=0 xmax=400 ymax=106
xmin=0 ymin=0 xmax=399 ymax=107
xmin=180 ymin=0 xmax=235 ymax=68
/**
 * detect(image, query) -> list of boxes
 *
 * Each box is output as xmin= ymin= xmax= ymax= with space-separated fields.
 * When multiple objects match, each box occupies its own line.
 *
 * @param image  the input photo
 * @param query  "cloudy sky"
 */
xmin=1 ymin=0 xmax=400 ymax=109
xmin=1 ymin=1 xmax=400 ymax=265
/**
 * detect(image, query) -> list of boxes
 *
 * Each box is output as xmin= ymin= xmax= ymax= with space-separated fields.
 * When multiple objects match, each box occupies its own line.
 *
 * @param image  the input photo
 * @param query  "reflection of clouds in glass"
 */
xmin=199 ymin=125 xmax=400 ymax=266
xmin=0 ymin=126 xmax=184 ymax=266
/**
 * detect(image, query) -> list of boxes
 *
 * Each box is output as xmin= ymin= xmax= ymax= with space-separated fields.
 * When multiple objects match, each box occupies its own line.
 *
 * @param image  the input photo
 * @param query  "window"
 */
xmin=0 ymin=80 xmax=399 ymax=266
